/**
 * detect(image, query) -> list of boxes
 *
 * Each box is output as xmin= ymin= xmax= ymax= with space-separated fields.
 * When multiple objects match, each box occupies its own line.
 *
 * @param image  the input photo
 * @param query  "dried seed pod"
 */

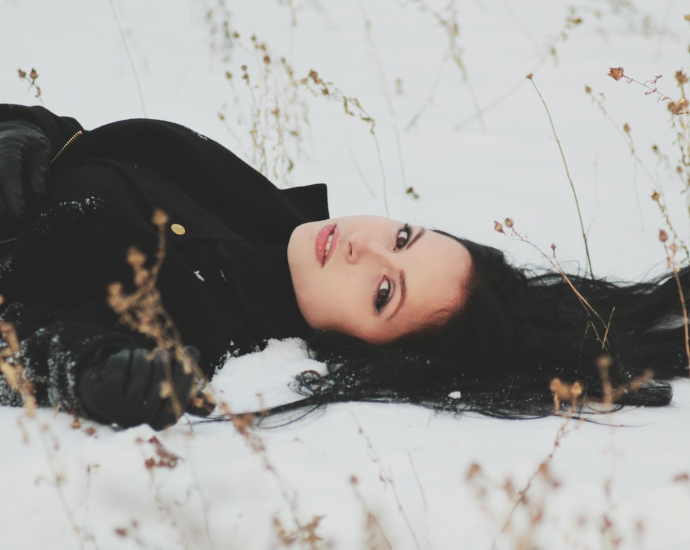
xmin=608 ymin=67 xmax=625 ymax=81
xmin=151 ymin=209 xmax=168 ymax=227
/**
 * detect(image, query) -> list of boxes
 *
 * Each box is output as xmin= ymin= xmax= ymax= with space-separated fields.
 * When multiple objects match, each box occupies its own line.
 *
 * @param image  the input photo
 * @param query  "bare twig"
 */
xmin=501 ymin=416 xmax=581 ymax=533
xmin=17 ymin=67 xmax=44 ymax=105
xmin=608 ymin=67 xmax=689 ymax=114
xmin=528 ymin=75 xmax=594 ymax=278
xmin=661 ymin=232 xmax=690 ymax=380
xmin=349 ymin=149 xmax=377 ymax=197
xmin=403 ymin=0 xmax=485 ymax=130
xmin=494 ymin=220 xmax=607 ymax=344
xmin=407 ymin=451 xmax=428 ymax=514
xmin=302 ymin=69 xmax=390 ymax=217
xmin=352 ymin=414 xmax=421 ymax=550
xmin=455 ymin=11 xmax=585 ymax=131
xmin=37 ymin=424 xmax=87 ymax=550
xmin=350 ymin=476 xmax=392 ymax=550
xmin=108 ymin=0 xmax=147 ymax=117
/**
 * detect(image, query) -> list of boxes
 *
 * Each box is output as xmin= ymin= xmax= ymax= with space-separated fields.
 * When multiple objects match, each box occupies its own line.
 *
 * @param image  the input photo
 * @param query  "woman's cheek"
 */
xmin=303 ymin=278 xmax=338 ymax=330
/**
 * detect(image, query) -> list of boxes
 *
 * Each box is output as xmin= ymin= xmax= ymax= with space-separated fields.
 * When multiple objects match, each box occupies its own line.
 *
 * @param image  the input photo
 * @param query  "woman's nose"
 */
xmin=346 ymin=231 xmax=383 ymax=264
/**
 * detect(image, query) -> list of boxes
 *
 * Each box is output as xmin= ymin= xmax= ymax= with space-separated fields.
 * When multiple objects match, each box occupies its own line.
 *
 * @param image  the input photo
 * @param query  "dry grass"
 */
xmin=17 ymin=67 xmax=43 ymax=105
xmin=218 ymin=31 xmax=309 ymax=189
xmin=350 ymin=475 xmax=392 ymax=550
xmin=352 ymin=413 xmax=421 ymax=550
xmin=527 ymin=74 xmax=594 ymax=278
xmin=109 ymin=0 xmax=147 ymax=117
xmin=0 ymin=301 xmax=93 ymax=548
xmin=107 ymin=209 xmax=208 ymax=422
xmin=4 ymin=3 xmax=690 ymax=549
xmin=0 ymin=296 xmax=37 ymax=424
xmin=105 ymin=208 xmax=325 ymax=548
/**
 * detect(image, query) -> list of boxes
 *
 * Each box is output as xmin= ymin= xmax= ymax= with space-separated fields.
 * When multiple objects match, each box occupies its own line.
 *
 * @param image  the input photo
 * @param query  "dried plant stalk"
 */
xmin=608 ymin=67 xmax=689 ymax=114
xmin=106 ymin=210 xmax=207 ymax=423
xmin=301 ymin=69 xmax=390 ymax=217
xmin=0 ymin=295 xmax=37 ymax=418
xmin=527 ymin=74 xmax=594 ymax=278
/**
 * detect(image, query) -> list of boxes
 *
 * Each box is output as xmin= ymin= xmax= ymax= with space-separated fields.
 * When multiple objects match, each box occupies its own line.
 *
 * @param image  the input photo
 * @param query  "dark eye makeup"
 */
xmin=375 ymin=276 xmax=392 ymax=312
xmin=395 ymin=224 xmax=412 ymax=250
xmin=374 ymin=224 xmax=413 ymax=312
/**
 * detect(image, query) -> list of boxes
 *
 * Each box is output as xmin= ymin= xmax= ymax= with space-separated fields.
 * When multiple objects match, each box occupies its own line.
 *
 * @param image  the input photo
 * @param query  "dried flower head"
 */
xmin=608 ymin=67 xmax=625 ymax=81
xmin=127 ymin=247 xmax=146 ymax=269
xmin=668 ymin=97 xmax=689 ymax=114
xmin=570 ymin=382 xmax=583 ymax=399
xmin=151 ymin=209 xmax=168 ymax=227
xmin=466 ymin=463 xmax=482 ymax=481
xmin=596 ymin=355 xmax=613 ymax=370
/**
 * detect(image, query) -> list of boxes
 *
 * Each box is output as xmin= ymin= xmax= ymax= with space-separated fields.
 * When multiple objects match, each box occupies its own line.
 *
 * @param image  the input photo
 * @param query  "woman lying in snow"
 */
xmin=0 ymin=104 xmax=687 ymax=430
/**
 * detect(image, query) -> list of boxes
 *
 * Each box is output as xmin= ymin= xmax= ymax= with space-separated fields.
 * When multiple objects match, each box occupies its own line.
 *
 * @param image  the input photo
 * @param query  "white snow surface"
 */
xmin=2 ymin=0 xmax=690 ymax=548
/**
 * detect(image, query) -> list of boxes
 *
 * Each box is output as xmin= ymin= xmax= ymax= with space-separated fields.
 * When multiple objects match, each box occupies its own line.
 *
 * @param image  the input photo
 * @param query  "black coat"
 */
xmin=0 ymin=105 xmax=329 ymax=414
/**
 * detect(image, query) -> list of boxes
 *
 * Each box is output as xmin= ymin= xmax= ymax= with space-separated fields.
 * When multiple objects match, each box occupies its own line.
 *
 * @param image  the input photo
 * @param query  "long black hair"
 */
xmin=259 ymin=232 xmax=689 ymax=421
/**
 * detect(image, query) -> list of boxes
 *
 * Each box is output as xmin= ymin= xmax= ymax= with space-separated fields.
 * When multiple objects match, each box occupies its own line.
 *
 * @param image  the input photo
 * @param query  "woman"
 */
xmin=0 ymin=104 xmax=687 ymax=430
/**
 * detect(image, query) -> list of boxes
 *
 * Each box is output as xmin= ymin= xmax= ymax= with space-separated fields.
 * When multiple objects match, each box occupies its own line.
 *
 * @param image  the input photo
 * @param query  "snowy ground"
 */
xmin=1 ymin=0 xmax=690 ymax=548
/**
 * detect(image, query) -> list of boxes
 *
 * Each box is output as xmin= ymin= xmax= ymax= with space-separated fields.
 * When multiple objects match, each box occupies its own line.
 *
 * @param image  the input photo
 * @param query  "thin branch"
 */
xmin=497 ymin=0 xmax=542 ymax=55
xmin=406 ymin=50 xmax=450 ymax=131
xmin=528 ymin=75 xmax=594 ymax=278
xmin=407 ymin=451 xmax=428 ymax=514
xmin=348 ymin=149 xmax=377 ymax=197
xmin=352 ymin=414 xmax=421 ymax=550
xmin=109 ymin=0 xmax=148 ymax=117
xmin=357 ymin=0 xmax=409 ymax=196
xmin=501 ymin=417 xmax=580 ymax=533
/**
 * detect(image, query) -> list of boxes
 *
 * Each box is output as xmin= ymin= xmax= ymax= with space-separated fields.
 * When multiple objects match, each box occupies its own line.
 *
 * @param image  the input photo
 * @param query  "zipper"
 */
xmin=0 ymin=236 xmax=18 ymax=245
xmin=50 ymin=130 xmax=84 ymax=164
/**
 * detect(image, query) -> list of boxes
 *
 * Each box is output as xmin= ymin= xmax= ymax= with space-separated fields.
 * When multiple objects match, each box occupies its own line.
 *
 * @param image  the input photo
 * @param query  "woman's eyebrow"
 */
xmin=406 ymin=227 xmax=426 ymax=250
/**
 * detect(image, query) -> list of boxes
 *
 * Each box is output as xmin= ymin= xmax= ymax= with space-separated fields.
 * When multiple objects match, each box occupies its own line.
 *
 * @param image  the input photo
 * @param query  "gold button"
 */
xmin=171 ymin=223 xmax=186 ymax=235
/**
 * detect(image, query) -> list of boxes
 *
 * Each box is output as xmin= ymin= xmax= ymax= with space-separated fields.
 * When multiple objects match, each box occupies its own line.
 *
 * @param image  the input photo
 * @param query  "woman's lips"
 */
xmin=315 ymin=224 xmax=338 ymax=267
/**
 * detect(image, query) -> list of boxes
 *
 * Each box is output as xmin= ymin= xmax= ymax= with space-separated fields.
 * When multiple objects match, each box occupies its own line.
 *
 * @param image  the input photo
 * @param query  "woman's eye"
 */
xmin=395 ymin=225 xmax=412 ymax=249
xmin=375 ymin=277 xmax=391 ymax=311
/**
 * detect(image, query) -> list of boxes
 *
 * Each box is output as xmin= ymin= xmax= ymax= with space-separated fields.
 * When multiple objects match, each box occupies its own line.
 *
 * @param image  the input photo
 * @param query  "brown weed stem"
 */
xmin=528 ymin=75 xmax=594 ymax=278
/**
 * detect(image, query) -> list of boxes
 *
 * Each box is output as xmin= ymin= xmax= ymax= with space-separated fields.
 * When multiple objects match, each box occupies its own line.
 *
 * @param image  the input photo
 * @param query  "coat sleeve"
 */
xmin=0 ymin=188 xmax=224 ymax=416
xmin=0 ymin=301 xmax=137 ymax=414
xmin=0 ymin=104 xmax=84 ymax=158
xmin=0 ymin=195 xmax=148 ymax=415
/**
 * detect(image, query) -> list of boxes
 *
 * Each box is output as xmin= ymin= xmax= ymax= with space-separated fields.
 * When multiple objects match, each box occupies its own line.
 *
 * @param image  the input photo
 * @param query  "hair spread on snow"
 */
xmin=207 ymin=231 xmax=689 ymax=425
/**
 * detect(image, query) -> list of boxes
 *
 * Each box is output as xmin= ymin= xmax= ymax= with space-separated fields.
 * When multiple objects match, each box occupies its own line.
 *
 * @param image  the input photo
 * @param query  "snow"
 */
xmin=1 ymin=0 xmax=690 ymax=548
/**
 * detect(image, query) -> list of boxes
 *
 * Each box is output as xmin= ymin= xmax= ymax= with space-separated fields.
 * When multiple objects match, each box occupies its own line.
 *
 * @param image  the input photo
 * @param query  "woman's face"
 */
xmin=287 ymin=216 xmax=473 ymax=344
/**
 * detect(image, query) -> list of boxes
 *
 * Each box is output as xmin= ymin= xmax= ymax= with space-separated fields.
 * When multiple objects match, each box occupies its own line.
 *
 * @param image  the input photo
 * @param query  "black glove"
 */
xmin=78 ymin=345 xmax=206 ymax=430
xmin=0 ymin=120 xmax=51 ymax=227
